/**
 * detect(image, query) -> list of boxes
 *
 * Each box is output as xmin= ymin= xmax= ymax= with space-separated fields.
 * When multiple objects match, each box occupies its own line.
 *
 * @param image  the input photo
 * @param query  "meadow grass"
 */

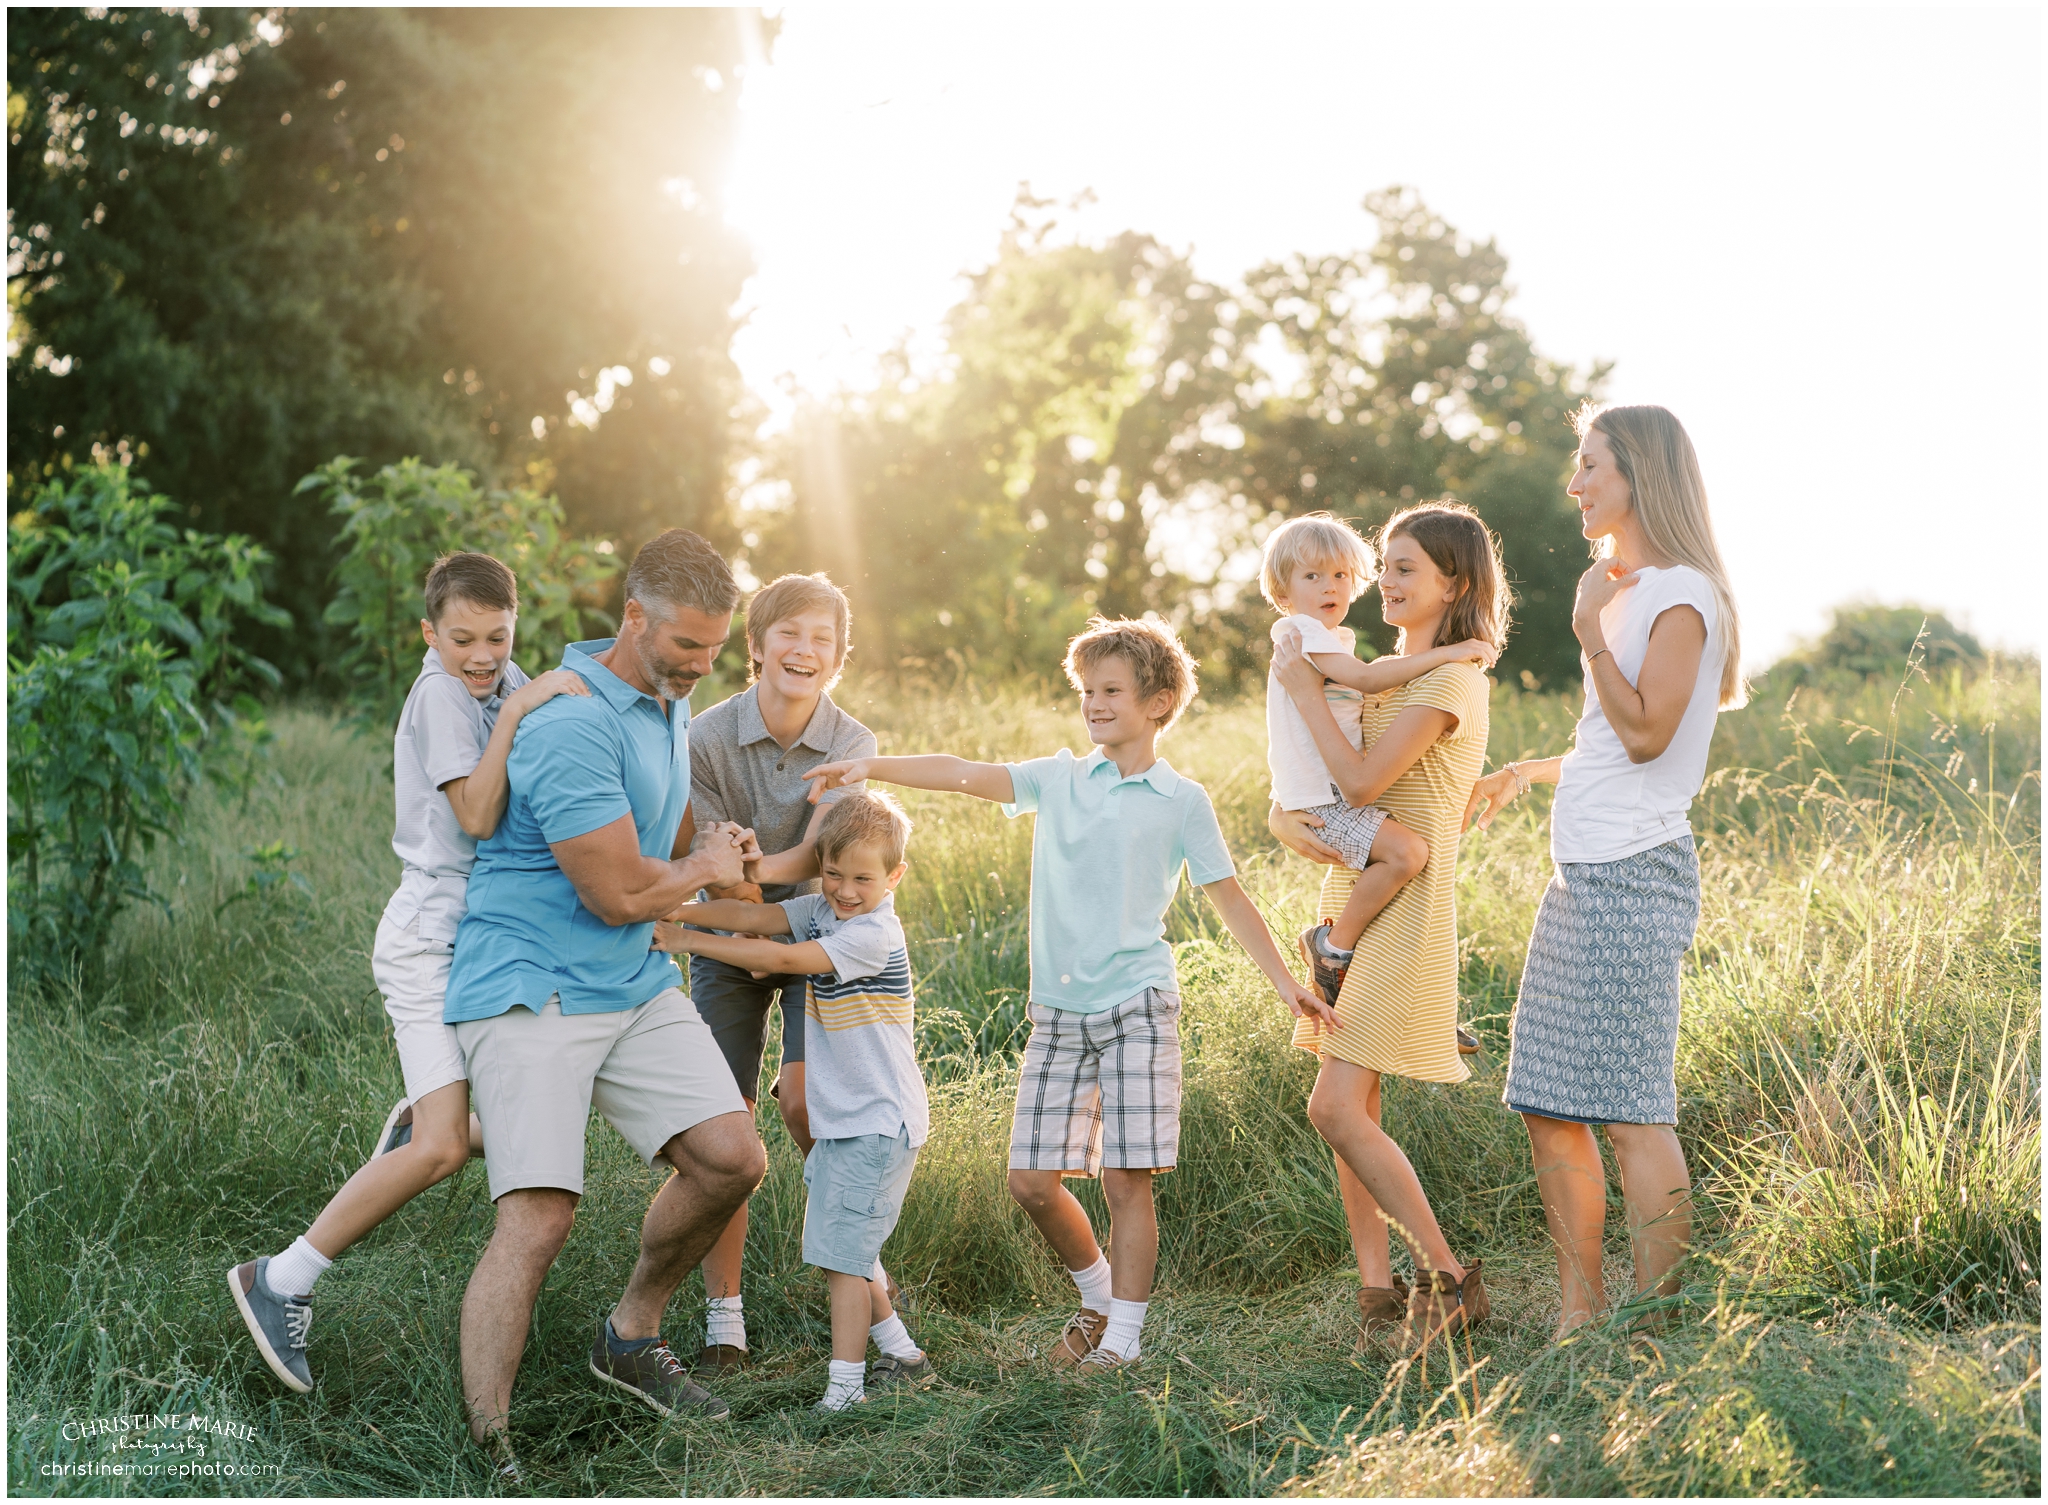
xmin=7 ymin=659 xmax=2040 ymax=1496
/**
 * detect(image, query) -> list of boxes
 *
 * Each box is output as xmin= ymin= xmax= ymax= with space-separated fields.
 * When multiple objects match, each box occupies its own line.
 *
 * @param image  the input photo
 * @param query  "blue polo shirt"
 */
xmin=444 ymin=639 xmax=689 ymax=1022
xmin=1001 ymin=747 xmax=1236 ymax=1012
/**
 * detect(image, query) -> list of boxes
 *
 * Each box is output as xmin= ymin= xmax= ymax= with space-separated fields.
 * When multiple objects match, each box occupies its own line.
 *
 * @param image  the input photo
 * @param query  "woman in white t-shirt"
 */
xmin=1463 ymin=404 xmax=1745 ymax=1341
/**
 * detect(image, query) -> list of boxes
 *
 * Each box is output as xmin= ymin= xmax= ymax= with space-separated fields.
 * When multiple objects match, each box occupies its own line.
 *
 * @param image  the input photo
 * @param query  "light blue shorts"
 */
xmin=802 ymin=1128 xmax=919 ymax=1277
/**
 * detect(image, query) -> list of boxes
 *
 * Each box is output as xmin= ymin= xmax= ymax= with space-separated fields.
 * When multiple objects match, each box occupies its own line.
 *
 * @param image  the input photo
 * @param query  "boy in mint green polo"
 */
xmin=804 ymin=617 xmax=1334 ymax=1376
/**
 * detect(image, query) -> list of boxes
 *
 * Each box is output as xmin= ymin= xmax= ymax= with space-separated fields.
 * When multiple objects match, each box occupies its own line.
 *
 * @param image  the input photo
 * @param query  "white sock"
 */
xmin=266 ymin=1236 xmax=332 ymax=1297
xmin=1099 ymin=1297 xmax=1148 ymax=1360
xmin=1069 ymin=1254 xmax=1114 ymax=1314
xmin=869 ymin=1313 xmax=921 ymax=1361
xmin=820 ymin=1357 xmax=866 ymax=1410
xmin=705 ymin=1294 xmax=746 ymax=1351
xmin=1314 ymin=923 xmax=1355 ymax=960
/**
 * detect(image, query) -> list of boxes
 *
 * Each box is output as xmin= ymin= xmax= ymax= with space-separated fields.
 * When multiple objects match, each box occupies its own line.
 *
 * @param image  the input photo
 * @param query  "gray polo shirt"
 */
xmin=385 ymin=647 xmax=530 ymax=943
xmin=687 ymin=685 xmax=878 ymax=903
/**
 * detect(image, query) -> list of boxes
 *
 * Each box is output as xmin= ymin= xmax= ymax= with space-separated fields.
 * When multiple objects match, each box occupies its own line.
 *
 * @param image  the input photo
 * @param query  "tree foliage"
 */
xmin=752 ymin=189 xmax=1604 ymax=690
xmin=7 ymin=464 xmax=288 ymax=974
xmin=305 ymin=456 xmax=622 ymax=726
xmin=7 ymin=7 xmax=762 ymax=682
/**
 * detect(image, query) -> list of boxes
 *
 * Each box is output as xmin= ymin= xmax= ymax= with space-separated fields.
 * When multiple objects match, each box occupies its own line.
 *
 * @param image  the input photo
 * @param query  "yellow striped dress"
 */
xmin=1289 ymin=661 xmax=1490 ymax=1083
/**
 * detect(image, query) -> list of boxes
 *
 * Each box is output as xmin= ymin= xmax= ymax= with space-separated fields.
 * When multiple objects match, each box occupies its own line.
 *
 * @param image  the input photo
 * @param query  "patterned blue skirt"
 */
xmin=1502 ymin=836 xmax=1700 ymax=1127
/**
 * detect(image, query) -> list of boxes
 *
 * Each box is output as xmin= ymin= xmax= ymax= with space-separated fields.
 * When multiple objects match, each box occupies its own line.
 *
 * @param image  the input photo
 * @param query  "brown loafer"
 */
xmin=1353 ymin=1279 xmax=1411 ymax=1353
xmin=1048 ymin=1307 xmax=1107 ymax=1369
xmin=690 ymin=1342 xmax=753 ymax=1376
xmin=1402 ymin=1259 xmax=1490 ymax=1354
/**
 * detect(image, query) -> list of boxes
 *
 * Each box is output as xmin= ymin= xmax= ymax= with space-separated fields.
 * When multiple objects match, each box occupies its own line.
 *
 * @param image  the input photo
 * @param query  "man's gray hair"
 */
xmin=624 ymin=528 xmax=740 ymax=621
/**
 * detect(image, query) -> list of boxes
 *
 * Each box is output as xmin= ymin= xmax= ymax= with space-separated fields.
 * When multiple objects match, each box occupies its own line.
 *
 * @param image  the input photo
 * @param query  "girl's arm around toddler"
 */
xmin=1286 ymin=629 xmax=1495 ymax=696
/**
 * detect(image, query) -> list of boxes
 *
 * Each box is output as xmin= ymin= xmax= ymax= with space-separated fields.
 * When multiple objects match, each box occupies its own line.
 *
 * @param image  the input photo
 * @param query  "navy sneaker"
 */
xmin=227 ymin=1258 xmax=313 ymax=1393
xmin=370 ymin=1099 xmax=413 ymax=1162
xmin=589 ymin=1320 xmax=730 ymax=1420
xmin=1298 ymin=923 xmax=1352 ymax=1009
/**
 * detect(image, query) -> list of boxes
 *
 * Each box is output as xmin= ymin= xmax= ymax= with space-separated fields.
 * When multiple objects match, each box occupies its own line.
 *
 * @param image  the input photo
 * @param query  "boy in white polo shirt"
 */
xmin=804 ymin=617 xmax=1334 ymax=1374
xmin=228 ymin=552 xmax=586 ymax=1395
xmin=655 ymin=790 xmax=933 ymax=1412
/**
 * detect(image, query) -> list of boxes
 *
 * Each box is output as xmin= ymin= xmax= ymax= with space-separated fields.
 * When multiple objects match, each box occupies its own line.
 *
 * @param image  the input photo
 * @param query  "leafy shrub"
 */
xmin=303 ymin=456 xmax=622 ymax=725
xmin=1776 ymin=602 xmax=1988 ymax=687
xmin=6 ymin=464 xmax=288 ymax=975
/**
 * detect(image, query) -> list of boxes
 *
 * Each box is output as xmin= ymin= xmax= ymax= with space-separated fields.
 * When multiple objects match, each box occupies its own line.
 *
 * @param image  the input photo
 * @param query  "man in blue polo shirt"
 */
xmin=444 ymin=530 xmax=766 ymax=1476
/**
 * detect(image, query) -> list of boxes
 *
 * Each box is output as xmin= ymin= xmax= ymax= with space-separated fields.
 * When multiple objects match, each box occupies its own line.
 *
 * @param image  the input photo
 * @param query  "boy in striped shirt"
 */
xmin=654 ymin=791 xmax=931 ymax=1412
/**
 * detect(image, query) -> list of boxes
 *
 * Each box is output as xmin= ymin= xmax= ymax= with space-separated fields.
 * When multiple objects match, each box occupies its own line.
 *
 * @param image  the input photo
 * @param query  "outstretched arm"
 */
xmin=1200 ymin=876 xmax=1339 ymax=1032
xmin=662 ymin=898 xmax=795 ymax=935
xmin=654 ymin=925 xmax=835 ymax=975
xmin=804 ymin=754 xmax=1015 ymax=804
xmin=1464 ymin=754 xmax=1565 ymax=830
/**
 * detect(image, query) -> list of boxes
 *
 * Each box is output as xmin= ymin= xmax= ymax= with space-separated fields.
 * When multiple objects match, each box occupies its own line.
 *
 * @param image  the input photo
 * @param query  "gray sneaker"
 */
xmin=868 ymin=1351 xmax=936 ymax=1392
xmin=369 ymin=1098 xmax=413 ymax=1162
xmin=588 ymin=1320 xmax=731 ymax=1420
xmin=227 ymin=1258 xmax=313 ymax=1393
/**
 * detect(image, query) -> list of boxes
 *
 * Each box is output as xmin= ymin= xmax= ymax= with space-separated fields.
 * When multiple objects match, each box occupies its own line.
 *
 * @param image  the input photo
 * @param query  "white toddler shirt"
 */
xmin=1266 ymin=614 xmax=1366 ymax=811
xmin=1551 ymin=565 xmax=1727 ymax=864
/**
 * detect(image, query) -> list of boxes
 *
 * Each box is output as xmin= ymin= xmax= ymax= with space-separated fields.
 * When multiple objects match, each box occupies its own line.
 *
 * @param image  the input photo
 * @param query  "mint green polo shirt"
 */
xmin=1001 ymin=747 xmax=1236 ymax=1013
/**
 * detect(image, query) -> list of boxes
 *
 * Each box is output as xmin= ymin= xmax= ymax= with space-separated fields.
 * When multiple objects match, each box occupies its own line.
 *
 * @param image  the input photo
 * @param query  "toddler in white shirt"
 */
xmin=1260 ymin=514 xmax=1496 ymax=1015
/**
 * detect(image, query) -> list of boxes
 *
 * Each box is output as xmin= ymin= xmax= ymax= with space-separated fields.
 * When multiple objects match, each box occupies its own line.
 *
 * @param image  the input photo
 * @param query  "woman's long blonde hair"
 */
xmin=1574 ymin=403 xmax=1747 ymax=708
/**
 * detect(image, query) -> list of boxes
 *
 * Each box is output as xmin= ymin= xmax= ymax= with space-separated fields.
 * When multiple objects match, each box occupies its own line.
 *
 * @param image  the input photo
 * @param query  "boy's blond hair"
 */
xmin=1062 ymin=616 xmax=1199 ymax=733
xmin=1258 ymin=512 xmax=1374 ymax=611
xmin=817 ymin=789 xmax=912 ymax=871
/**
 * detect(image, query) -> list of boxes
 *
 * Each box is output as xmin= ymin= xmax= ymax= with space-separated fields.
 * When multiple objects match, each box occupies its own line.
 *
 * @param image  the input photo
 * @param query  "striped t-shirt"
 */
xmin=778 ymin=893 xmax=928 ymax=1146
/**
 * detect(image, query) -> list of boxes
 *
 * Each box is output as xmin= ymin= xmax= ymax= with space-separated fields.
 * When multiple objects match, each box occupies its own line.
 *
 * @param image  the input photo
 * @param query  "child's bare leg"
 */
xmin=468 ymin=1112 xmax=485 ymax=1157
xmin=1100 ymin=1170 xmax=1158 ymax=1300
xmin=306 ymin=1080 xmax=473 ymax=1257
xmin=826 ymin=1269 xmax=872 ymax=1363
xmin=1326 ymin=818 xmax=1428 ymax=951
xmin=1007 ymin=1169 xmax=1105 ymax=1270
xmin=868 ymin=1272 xmax=894 ymax=1323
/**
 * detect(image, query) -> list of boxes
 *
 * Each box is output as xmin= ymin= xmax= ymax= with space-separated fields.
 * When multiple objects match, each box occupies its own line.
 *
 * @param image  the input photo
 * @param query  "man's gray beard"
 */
xmin=633 ymin=634 xmax=697 ymax=702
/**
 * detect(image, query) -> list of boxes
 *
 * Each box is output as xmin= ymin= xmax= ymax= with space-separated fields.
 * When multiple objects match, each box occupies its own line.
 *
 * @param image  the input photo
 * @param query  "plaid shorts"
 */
xmin=1301 ymin=798 xmax=1389 ymax=873
xmin=1008 ymin=987 xmax=1183 ymax=1177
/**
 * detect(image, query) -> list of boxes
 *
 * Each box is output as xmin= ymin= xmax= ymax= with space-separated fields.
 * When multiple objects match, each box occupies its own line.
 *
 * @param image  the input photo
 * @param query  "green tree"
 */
xmin=304 ymin=456 xmax=622 ymax=726
xmin=8 ymin=8 xmax=763 ymax=682
xmin=1776 ymin=603 xmax=1989 ymax=687
xmin=7 ymin=464 xmax=288 ymax=974
xmin=753 ymin=188 xmax=1603 ymax=690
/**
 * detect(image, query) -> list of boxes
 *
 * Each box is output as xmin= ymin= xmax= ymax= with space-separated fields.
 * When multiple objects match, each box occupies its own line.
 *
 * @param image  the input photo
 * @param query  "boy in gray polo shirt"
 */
xmin=678 ymin=572 xmax=877 ymax=1371
xmin=657 ymin=791 xmax=933 ymax=1412
xmin=804 ymin=617 xmax=1334 ymax=1378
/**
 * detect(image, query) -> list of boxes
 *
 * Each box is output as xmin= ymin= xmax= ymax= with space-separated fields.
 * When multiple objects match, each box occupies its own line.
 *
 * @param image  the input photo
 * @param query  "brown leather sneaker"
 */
xmin=1352 ymin=1279 xmax=1411 ymax=1354
xmin=1402 ymin=1259 xmax=1490 ymax=1354
xmin=1048 ymin=1307 xmax=1107 ymax=1369
xmin=690 ymin=1342 xmax=753 ymax=1377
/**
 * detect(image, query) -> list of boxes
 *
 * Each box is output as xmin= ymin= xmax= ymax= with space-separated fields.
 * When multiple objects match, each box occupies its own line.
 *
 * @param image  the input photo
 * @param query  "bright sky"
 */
xmin=726 ymin=4 xmax=2044 ymax=670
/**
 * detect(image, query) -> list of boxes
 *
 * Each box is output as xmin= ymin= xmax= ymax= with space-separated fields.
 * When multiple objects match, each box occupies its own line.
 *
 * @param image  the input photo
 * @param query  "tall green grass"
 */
xmin=7 ymin=659 xmax=2038 ymax=1495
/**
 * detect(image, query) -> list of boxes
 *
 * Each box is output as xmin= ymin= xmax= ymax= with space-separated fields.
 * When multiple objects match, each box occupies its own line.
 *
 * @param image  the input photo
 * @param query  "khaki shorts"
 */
xmin=1008 ymin=987 xmax=1183 ymax=1177
xmin=371 ymin=908 xmax=467 ymax=1104
xmin=456 ymin=988 xmax=747 ymax=1200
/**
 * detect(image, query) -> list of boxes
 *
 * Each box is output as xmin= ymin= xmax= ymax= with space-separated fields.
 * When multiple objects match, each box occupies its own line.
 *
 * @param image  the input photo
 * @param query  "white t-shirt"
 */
xmin=1266 ymin=614 xmax=1366 ymax=810
xmin=383 ymin=648 xmax=529 ymax=943
xmin=1551 ymin=565 xmax=1727 ymax=864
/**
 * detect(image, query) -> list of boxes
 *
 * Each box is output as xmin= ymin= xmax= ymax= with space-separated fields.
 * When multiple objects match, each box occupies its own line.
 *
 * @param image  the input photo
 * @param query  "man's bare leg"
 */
xmin=612 ymin=1112 xmax=766 ymax=1340
xmin=461 ymin=1188 xmax=578 ymax=1445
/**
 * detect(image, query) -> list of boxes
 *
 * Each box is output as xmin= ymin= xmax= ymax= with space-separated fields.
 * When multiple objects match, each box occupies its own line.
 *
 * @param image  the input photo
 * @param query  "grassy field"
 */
xmin=8 ymin=659 xmax=2041 ymax=1496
